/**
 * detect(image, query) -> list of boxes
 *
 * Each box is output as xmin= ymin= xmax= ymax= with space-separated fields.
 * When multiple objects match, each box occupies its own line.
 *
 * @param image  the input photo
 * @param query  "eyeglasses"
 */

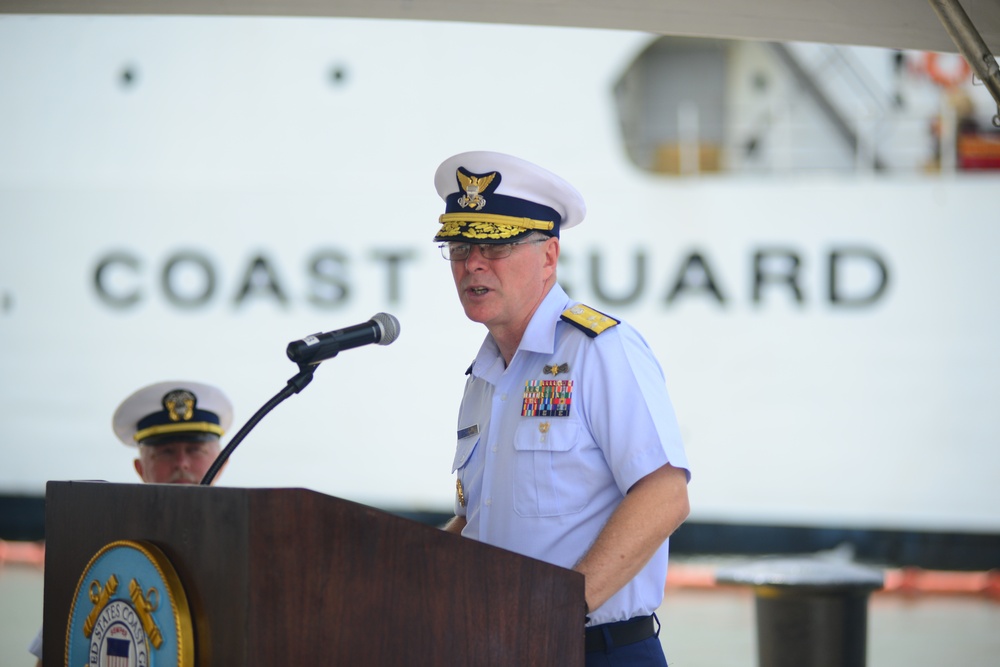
xmin=146 ymin=441 xmax=217 ymax=462
xmin=439 ymin=238 xmax=548 ymax=261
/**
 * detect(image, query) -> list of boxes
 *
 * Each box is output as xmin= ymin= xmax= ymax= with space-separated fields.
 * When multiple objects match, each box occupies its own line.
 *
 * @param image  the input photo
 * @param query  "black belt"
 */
xmin=585 ymin=614 xmax=658 ymax=653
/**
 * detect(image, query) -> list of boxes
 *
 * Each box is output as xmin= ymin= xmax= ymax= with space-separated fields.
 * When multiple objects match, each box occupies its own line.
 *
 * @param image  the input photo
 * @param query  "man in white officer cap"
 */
xmin=28 ymin=380 xmax=234 ymax=665
xmin=435 ymin=151 xmax=691 ymax=666
xmin=113 ymin=380 xmax=233 ymax=484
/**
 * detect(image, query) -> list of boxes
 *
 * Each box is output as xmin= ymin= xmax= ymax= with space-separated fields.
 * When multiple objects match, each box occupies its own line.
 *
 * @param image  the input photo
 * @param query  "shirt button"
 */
xmin=485 ymin=498 xmax=492 ymax=507
xmin=491 ymin=444 xmax=498 ymax=452
xmin=500 ymin=393 xmax=508 ymax=401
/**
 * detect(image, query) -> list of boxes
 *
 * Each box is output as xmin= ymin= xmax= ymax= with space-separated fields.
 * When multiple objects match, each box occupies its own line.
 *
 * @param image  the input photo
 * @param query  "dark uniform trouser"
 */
xmin=584 ymin=614 xmax=668 ymax=667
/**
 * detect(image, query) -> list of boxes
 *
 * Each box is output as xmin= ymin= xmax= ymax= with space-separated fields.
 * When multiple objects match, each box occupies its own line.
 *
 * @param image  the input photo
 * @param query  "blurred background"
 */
xmin=1 ymin=13 xmax=998 ymax=665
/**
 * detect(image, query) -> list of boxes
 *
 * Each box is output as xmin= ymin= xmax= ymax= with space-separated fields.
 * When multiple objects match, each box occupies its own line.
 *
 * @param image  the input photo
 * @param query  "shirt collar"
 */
xmin=470 ymin=283 xmax=571 ymax=381
xmin=518 ymin=282 xmax=571 ymax=355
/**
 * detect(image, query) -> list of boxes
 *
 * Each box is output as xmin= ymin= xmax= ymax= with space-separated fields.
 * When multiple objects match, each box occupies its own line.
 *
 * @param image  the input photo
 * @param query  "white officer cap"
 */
xmin=433 ymin=151 xmax=586 ymax=243
xmin=112 ymin=381 xmax=234 ymax=447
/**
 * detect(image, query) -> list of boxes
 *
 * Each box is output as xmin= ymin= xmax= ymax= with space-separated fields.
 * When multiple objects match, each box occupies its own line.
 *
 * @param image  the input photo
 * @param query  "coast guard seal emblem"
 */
xmin=66 ymin=540 xmax=194 ymax=667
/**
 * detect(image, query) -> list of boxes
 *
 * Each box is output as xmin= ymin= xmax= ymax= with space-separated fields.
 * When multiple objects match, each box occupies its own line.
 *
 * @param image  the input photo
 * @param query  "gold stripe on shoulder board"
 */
xmin=560 ymin=304 xmax=620 ymax=338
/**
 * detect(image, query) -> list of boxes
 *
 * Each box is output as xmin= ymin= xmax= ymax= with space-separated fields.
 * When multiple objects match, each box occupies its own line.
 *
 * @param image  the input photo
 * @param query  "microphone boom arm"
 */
xmin=201 ymin=312 xmax=399 ymax=485
xmin=199 ymin=364 xmax=316 ymax=486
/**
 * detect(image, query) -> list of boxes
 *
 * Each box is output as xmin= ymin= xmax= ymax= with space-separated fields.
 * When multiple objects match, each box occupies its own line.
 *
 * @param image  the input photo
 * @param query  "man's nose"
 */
xmin=464 ymin=245 xmax=490 ymax=270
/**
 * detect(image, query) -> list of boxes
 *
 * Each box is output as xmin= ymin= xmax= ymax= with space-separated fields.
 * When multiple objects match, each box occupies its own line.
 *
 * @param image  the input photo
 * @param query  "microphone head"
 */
xmin=371 ymin=312 xmax=401 ymax=346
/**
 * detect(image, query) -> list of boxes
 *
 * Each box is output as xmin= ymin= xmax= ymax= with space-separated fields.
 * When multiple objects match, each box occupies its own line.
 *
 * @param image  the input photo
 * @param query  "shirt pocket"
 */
xmin=512 ymin=420 xmax=588 ymax=517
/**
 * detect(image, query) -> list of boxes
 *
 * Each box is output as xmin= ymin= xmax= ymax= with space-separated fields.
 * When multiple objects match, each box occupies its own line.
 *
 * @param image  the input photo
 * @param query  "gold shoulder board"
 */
xmin=560 ymin=304 xmax=620 ymax=338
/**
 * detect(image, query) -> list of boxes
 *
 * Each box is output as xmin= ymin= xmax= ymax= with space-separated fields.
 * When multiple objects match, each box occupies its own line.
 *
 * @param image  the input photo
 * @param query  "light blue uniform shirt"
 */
xmin=452 ymin=283 xmax=690 ymax=626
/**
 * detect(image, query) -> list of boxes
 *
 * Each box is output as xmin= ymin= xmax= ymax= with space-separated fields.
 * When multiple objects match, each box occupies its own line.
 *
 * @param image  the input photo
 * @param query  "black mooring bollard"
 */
xmin=716 ymin=557 xmax=884 ymax=667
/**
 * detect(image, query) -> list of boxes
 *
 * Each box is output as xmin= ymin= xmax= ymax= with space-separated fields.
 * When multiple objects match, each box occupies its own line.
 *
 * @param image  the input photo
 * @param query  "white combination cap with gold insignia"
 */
xmin=433 ymin=151 xmax=586 ymax=244
xmin=112 ymin=381 xmax=234 ymax=447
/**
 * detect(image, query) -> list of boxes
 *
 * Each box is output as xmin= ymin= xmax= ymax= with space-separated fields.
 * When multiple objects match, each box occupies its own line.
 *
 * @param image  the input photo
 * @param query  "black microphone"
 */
xmin=286 ymin=313 xmax=401 ymax=365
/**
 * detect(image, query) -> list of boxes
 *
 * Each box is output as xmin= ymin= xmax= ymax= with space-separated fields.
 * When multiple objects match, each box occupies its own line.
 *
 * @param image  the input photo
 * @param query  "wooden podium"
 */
xmin=42 ymin=481 xmax=585 ymax=665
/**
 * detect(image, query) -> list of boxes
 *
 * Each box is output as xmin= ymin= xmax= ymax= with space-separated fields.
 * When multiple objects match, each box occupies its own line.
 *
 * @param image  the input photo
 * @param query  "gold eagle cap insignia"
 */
xmin=457 ymin=170 xmax=496 ymax=211
xmin=163 ymin=389 xmax=196 ymax=422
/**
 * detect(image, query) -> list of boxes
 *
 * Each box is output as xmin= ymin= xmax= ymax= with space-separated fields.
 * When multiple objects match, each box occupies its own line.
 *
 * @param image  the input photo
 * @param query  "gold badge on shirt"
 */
xmin=543 ymin=363 xmax=569 ymax=376
xmin=538 ymin=421 xmax=551 ymax=443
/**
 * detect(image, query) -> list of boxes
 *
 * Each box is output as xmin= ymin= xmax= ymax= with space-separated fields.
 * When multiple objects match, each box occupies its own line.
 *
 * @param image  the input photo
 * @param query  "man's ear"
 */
xmin=133 ymin=458 xmax=146 ymax=481
xmin=543 ymin=237 xmax=560 ymax=272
